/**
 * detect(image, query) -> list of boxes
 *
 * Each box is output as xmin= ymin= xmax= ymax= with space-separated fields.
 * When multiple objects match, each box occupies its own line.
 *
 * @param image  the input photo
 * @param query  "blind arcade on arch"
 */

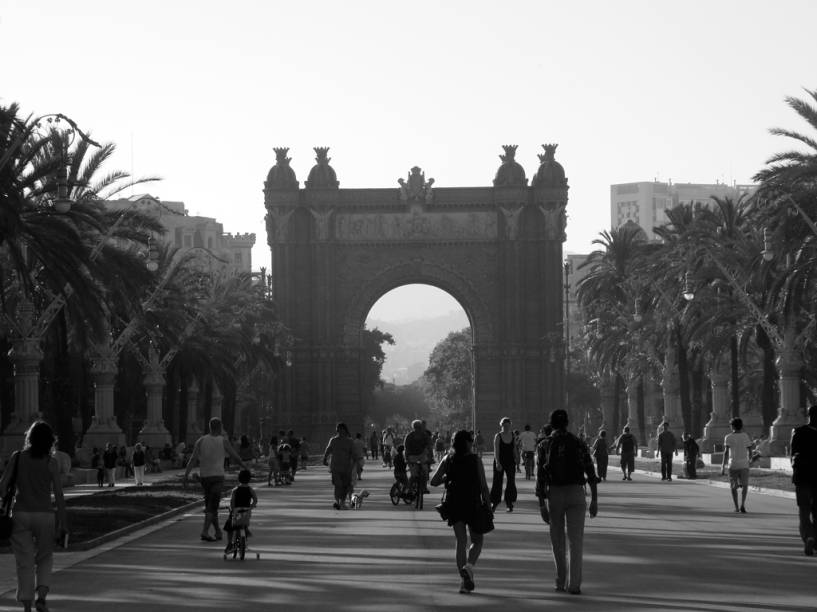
xmin=264 ymin=144 xmax=568 ymax=441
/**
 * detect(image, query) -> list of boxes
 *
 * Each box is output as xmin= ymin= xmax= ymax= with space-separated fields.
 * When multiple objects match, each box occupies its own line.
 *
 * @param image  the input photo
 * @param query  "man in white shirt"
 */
xmin=519 ymin=424 xmax=538 ymax=480
xmin=721 ymin=418 xmax=755 ymax=513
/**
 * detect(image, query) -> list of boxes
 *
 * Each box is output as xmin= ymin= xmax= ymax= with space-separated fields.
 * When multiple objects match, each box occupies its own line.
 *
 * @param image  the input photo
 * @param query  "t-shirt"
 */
xmin=791 ymin=425 xmax=817 ymax=486
xmin=657 ymin=430 xmax=677 ymax=454
xmin=724 ymin=431 xmax=753 ymax=470
xmin=519 ymin=430 xmax=538 ymax=453
xmin=325 ymin=435 xmax=358 ymax=473
xmin=10 ymin=451 xmax=57 ymax=513
xmin=197 ymin=435 xmax=227 ymax=478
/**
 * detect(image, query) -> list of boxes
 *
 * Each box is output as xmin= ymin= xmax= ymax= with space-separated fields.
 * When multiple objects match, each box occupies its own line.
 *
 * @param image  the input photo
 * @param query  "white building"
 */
xmin=610 ymin=181 xmax=756 ymax=240
xmin=104 ymin=194 xmax=256 ymax=273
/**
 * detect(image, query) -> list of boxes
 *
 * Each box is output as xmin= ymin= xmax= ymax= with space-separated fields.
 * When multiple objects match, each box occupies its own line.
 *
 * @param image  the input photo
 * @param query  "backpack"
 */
xmin=545 ymin=433 xmax=586 ymax=486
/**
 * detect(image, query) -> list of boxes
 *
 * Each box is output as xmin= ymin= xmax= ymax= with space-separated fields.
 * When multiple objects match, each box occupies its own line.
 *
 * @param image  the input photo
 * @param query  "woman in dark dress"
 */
xmin=430 ymin=430 xmax=491 ymax=594
xmin=490 ymin=417 xmax=519 ymax=512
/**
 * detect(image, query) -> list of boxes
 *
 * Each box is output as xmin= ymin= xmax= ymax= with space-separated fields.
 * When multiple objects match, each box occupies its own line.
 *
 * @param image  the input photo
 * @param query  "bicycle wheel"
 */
xmin=231 ymin=533 xmax=239 ymax=559
xmin=239 ymin=534 xmax=246 ymax=560
xmin=415 ymin=474 xmax=425 ymax=510
xmin=389 ymin=483 xmax=401 ymax=505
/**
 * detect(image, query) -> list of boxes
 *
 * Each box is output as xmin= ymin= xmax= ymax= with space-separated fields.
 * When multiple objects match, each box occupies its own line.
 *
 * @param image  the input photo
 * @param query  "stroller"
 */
xmin=223 ymin=506 xmax=260 ymax=561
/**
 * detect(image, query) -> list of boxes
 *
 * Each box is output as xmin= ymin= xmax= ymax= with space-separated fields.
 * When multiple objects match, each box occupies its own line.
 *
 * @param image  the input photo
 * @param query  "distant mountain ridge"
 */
xmin=368 ymin=310 xmax=470 ymax=385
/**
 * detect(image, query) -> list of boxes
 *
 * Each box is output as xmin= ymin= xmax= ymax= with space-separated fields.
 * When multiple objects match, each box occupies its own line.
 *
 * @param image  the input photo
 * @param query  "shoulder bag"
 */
xmin=0 ymin=451 xmax=21 ymax=541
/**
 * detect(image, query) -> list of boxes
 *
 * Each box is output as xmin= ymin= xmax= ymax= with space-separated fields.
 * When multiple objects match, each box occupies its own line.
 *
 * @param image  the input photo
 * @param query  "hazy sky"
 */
xmin=2 ymin=0 xmax=815 ymax=319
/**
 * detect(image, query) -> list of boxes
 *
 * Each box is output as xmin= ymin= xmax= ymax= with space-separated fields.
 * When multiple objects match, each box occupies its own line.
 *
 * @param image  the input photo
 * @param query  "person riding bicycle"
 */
xmin=519 ymin=424 xmax=538 ymax=480
xmin=225 ymin=468 xmax=257 ymax=554
xmin=404 ymin=420 xmax=433 ymax=490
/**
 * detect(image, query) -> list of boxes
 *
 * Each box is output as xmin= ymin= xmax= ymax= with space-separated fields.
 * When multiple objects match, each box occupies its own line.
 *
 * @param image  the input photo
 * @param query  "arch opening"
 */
xmin=361 ymin=284 xmax=475 ymax=435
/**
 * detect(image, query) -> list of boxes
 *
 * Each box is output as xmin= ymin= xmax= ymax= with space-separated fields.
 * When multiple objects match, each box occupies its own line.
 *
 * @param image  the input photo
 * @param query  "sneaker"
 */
xmin=740 ymin=506 xmax=747 ymax=514
xmin=506 ymin=506 xmax=513 ymax=513
xmin=200 ymin=534 xmax=216 ymax=542
xmin=333 ymin=502 xmax=340 ymax=510
xmin=805 ymin=537 xmax=816 ymax=557
xmin=554 ymin=585 xmax=566 ymax=593
xmin=568 ymin=587 xmax=581 ymax=595
xmin=458 ymin=579 xmax=469 ymax=594
xmin=459 ymin=567 xmax=475 ymax=592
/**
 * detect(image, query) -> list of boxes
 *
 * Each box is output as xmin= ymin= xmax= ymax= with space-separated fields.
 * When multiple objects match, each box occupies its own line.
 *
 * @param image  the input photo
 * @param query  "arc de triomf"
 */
xmin=264 ymin=144 xmax=568 ymax=441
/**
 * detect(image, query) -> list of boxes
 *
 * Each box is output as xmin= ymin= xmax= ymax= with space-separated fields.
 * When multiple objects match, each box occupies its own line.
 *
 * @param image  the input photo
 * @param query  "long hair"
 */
xmin=25 ymin=421 xmax=55 ymax=459
xmin=452 ymin=430 xmax=472 ymax=455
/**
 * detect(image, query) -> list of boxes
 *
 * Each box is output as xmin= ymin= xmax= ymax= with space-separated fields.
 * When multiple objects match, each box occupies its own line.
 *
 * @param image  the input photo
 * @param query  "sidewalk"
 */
xmin=1 ymin=460 xmax=814 ymax=611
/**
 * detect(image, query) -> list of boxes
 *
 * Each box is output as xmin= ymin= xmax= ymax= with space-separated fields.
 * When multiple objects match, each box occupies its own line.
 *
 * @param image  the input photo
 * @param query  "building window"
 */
xmin=207 ymin=237 xmax=213 ymax=249
xmin=234 ymin=252 xmax=242 ymax=264
xmin=183 ymin=235 xmax=192 ymax=248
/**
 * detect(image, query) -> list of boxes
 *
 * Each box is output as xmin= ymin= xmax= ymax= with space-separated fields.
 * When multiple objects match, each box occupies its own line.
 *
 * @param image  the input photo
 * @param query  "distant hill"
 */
xmin=367 ymin=310 xmax=470 ymax=385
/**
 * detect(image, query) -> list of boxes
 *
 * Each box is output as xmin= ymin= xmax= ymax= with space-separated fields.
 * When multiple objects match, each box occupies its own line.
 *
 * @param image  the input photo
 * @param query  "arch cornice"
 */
xmin=341 ymin=257 xmax=495 ymax=346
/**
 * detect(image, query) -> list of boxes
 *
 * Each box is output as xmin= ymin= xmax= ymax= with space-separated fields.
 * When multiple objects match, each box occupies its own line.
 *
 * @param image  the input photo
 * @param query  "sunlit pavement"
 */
xmin=1 ymin=461 xmax=815 ymax=611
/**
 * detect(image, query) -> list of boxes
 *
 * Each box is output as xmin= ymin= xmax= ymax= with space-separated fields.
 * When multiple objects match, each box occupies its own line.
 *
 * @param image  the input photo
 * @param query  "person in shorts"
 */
xmin=184 ymin=418 xmax=248 ymax=542
xmin=614 ymin=426 xmax=637 ymax=481
xmin=721 ymin=418 xmax=754 ymax=513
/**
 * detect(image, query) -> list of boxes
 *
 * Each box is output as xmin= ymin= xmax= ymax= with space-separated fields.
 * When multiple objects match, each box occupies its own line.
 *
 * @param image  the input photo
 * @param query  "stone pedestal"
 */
xmin=1 ymin=310 xmax=44 ymax=457
xmin=185 ymin=380 xmax=203 ymax=444
xmin=700 ymin=359 xmax=730 ymax=452
xmin=138 ymin=350 xmax=171 ymax=448
xmin=210 ymin=384 xmax=223 ymax=420
xmin=769 ymin=330 xmax=803 ymax=455
xmin=83 ymin=347 xmax=125 ymax=449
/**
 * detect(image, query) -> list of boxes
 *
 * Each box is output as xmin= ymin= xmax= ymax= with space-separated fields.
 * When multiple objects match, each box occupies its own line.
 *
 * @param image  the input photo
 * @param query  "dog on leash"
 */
xmin=350 ymin=490 xmax=370 ymax=509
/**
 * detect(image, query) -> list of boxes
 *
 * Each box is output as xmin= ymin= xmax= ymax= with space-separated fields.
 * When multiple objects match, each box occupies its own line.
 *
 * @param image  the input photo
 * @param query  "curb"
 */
xmin=633 ymin=468 xmax=796 ymax=499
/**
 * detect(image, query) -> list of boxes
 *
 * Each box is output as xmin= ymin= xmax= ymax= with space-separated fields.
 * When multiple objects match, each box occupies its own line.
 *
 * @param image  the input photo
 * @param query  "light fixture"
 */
xmin=52 ymin=166 xmax=72 ymax=214
xmin=761 ymin=228 xmax=774 ymax=262
xmin=146 ymin=237 xmax=159 ymax=272
xmin=285 ymin=350 xmax=293 ymax=367
xmin=682 ymin=272 xmax=695 ymax=301
xmin=633 ymin=300 xmax=642 ymax=322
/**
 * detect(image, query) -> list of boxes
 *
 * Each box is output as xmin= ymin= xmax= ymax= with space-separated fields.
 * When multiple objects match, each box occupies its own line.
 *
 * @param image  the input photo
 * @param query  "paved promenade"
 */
xmin=1 ymin=461 xmax=814 ymax=611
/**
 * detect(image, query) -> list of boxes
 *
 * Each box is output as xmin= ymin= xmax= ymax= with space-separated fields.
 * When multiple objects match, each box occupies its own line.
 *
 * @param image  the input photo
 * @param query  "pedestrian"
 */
xmin=657 ymin=422 xmax=678 ymax=481
xmin=490 ymin=417 xmax=519 ymax=513
xmin=91 ymin=447 xmax=103 ymax=487
xmin=323 ymin=423 xmax=361 ymax=510
xmin=475 ymin=430 xmax=485 ymax=458
xmin=353 ymin=433 xmax=366 ymax=480
xmin=369 ymin=427 xmax=379 ymax=461
xmin=721 ymin=417 xmax=754 ymax=513
xmin=790 ymin=405 xmax=817 ymax=556
xmin=591 ymin=430 xmax=609 ymax=481
xmin=102 ymin=443 xmax=118 ymax=487
xmin=184 ymin=417 xmax=248 ymax=542
xmin=238 ymin=435 xmax=255 ymax=464
xmin=0 ymin=421 xmax=68 ymax=612
xmin=682 ymin=433 xmax=700 ymax=480
xmin=614 ymin=426 xmax=638 ymax=481
xmin=536 ymin=409 xmax=599 ymax=596
xmin=382 ymin=427 xmax=395 ymax=467
xmin=430 ymin=430 xmax=492 ymax=594
xmin=299 ymin=437 xmax=310 ymax=469
xmin=287 ymin=430 xmax=300 ymax=478
xmin=519 ymin=425 xmax=538 ymax=480
xmin=132 ymin=443 xmax=146 ymax=486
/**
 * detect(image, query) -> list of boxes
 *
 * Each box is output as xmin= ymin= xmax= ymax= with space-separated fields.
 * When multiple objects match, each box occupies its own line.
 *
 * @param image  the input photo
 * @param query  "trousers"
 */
xmin=660 ymin=452 xmax=674 ymax=479
xmin=548 ymin=485 xmax=587 ymax=591
xmin=490 ymin=461 xmax=517 ymax=508
xmin=10 ymin=511 xmax=55 ymax=602
xmin=795 ymin=484 xmax=817 ymax=543
xmin=134 ymin=465 xmax=145 ymax=485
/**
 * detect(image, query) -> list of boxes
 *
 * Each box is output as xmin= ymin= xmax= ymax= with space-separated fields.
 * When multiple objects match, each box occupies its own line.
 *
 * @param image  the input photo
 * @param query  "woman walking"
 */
xmin=430 ymin=430 xmax=492 ymax=594
xmin=490 ymin=417 xmax=519 ymax=512
xmin=0 ymin=421 xmax=68 ymax=612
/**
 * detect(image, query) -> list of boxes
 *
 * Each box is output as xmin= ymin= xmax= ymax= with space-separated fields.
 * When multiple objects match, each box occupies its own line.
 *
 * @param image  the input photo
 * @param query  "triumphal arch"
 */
xmin=264 ymin=145 xmax=568 ymax=441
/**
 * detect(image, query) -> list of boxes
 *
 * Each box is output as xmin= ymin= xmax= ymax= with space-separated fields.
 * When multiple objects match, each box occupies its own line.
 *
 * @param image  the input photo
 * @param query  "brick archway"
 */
xmin=264 ymin=146 xmax=568 ymax=441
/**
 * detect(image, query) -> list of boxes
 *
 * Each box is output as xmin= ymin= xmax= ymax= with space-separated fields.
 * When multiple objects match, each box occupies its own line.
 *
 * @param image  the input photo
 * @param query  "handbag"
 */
xmin=0 ymin=452 xmax=21 ymax=541
xmin=434 ymin=487 xmax=451 ymax=522
xmin=471 ymin=502 xmax=494 ymax=535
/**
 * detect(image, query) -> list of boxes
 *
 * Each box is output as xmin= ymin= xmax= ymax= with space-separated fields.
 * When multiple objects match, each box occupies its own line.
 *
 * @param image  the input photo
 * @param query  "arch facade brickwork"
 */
xmin=265 ymin=146 xmax=568 ymax=442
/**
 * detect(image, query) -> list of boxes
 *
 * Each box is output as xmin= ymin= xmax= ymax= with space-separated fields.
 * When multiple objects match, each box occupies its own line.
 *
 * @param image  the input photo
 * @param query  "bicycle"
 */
xmin=222 ymin=507 xmax=260 ymax=561
xmin=389 ymin=478 xmax=416 ymax=505
xmin=408 ymin=460 xmax=428 ymax=510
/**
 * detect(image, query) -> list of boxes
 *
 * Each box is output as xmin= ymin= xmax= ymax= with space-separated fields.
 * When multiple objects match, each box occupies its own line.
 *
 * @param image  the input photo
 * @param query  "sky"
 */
xmin=2 ymin=0 xmax=816 ymax=320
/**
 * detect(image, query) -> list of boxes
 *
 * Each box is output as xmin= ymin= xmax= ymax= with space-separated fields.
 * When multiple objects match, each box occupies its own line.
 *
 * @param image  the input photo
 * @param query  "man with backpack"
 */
xmin=536 ymin=409 xmax=598 ymax=596
xmin=614 ymin=426 xmax=638 ymax=481
xmin=790 ymin=405 xmax=817 ymax=556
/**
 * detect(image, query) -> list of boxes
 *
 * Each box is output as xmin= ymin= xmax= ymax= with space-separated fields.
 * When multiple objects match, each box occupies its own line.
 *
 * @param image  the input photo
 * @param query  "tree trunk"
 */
xmin=730 ymin=335 xmax=740 ymax=418
xmin=636 ymin=376 xmax=646 ymax=442
xmin=756 ymin=326 xmax=778 ymax=432
xmin=691 ymin=357 xmax=704 ymax=438
xmin=676 ymin=325 xmax=692 ymax=435
xmin=613 ymin=373 xmax=623 ymax=435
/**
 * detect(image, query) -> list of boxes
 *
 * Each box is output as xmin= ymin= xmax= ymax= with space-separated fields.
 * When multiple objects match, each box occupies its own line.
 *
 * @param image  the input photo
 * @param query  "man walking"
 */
xmin=184 ymin=417 xmax=247 ymax=541
xmin=790 ymin=405 xmax=817 ymax=556
xmin=657 ymin=422 xmax=678 ymax=481
xmin=614 ymin=426 xmax=638 ymax=481
xmin=323 ymin=423 xmax=362 ymax=510
xmin=591 ymin=430 xmax=609 ymax=481
xmin=721 ymin=418 xmax=754 ymax=513
xmin=369 ymin=427 xmax=379 ymax=461
xmin=519 ymin=424 xmax=538 ymax=480
xmin=536 ymin=409 xmax=599 ymax=595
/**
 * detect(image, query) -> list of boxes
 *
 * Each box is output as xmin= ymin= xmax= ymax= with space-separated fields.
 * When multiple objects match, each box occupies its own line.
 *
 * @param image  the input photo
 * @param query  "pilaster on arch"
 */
xmin=341 ymin=258 xmax=495 ymax=347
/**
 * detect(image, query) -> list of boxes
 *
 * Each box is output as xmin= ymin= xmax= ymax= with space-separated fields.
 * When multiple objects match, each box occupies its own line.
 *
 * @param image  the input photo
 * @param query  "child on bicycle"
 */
xmin=226 ymin=469 xmax=257 ymax=554
xmin=393 ymin=444 xmax=408 ymax=492
xmin=278 ymin=442 xmax=292 ymax=485
xmin=267 ymin=445 xmax=281 ymax=487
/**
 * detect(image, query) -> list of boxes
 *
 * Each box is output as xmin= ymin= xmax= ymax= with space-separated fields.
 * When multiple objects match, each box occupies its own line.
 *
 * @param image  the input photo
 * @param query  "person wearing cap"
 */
xmin=536 ymin=409 xmax=599 ymax=595
xmin=490 ymin=417 xmax=519 ymax=513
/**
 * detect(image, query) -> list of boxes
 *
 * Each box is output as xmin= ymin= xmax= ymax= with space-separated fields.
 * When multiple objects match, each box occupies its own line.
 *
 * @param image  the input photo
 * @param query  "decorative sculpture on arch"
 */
xmin=493 ymin=145 xmax=528 ymax=187
xmin=398 ymin=166 xmax=434 ymax=203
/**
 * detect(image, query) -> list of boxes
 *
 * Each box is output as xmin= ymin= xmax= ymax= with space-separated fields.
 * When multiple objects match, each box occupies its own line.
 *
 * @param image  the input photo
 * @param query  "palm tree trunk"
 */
xmin=730 ymin=335 xmax=740 ymax=418
xmin=613 ymin=373 xmax=623 ymax=434
xmin=756 ymin=325 xmax=777 ymax=432
xmin=636 ymin=376 xmax=646 ymax=442
xmin=675 ymin=325 xmax=692 ymax=434
xmin=691 ymin=353 xmax=704 ymax=437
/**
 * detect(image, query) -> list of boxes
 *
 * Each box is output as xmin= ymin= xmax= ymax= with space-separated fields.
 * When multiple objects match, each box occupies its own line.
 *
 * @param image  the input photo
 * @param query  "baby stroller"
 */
xmin=223 ymin=506 xmax=260 ymax=561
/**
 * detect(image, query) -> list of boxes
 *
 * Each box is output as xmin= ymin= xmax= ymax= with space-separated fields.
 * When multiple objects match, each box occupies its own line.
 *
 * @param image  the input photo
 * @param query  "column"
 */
xmin=625 ymin=372 xmax=639 ymax=431
xmin=185 ymin=379 xmax=202 ymax=444
xmin=769 ymin=326 xmax=803 ymax=455
xmin=0 ymin=299 xmax=44 ymax=455
xmin=700 ymin=357 xmax=730 ymax=452
xmin=211 ymin=383 xmax=223 ymax=420
xmin=661 ymin=355 xmax=683 ymax=428
xmin=139 ymin=348 xmax=172 ymax=447
xmin=82 ymin=344 xmax=126 ymax=449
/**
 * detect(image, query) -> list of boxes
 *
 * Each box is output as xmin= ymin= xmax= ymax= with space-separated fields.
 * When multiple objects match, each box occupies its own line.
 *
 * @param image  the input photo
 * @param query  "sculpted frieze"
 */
xmin=335 ymin=211 xmax=498 ymax=242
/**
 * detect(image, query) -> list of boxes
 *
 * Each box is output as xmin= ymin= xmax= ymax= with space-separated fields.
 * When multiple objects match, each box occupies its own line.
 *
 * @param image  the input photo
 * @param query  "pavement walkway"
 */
xmin=1 ymin=461 xmax=815 ymax=611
